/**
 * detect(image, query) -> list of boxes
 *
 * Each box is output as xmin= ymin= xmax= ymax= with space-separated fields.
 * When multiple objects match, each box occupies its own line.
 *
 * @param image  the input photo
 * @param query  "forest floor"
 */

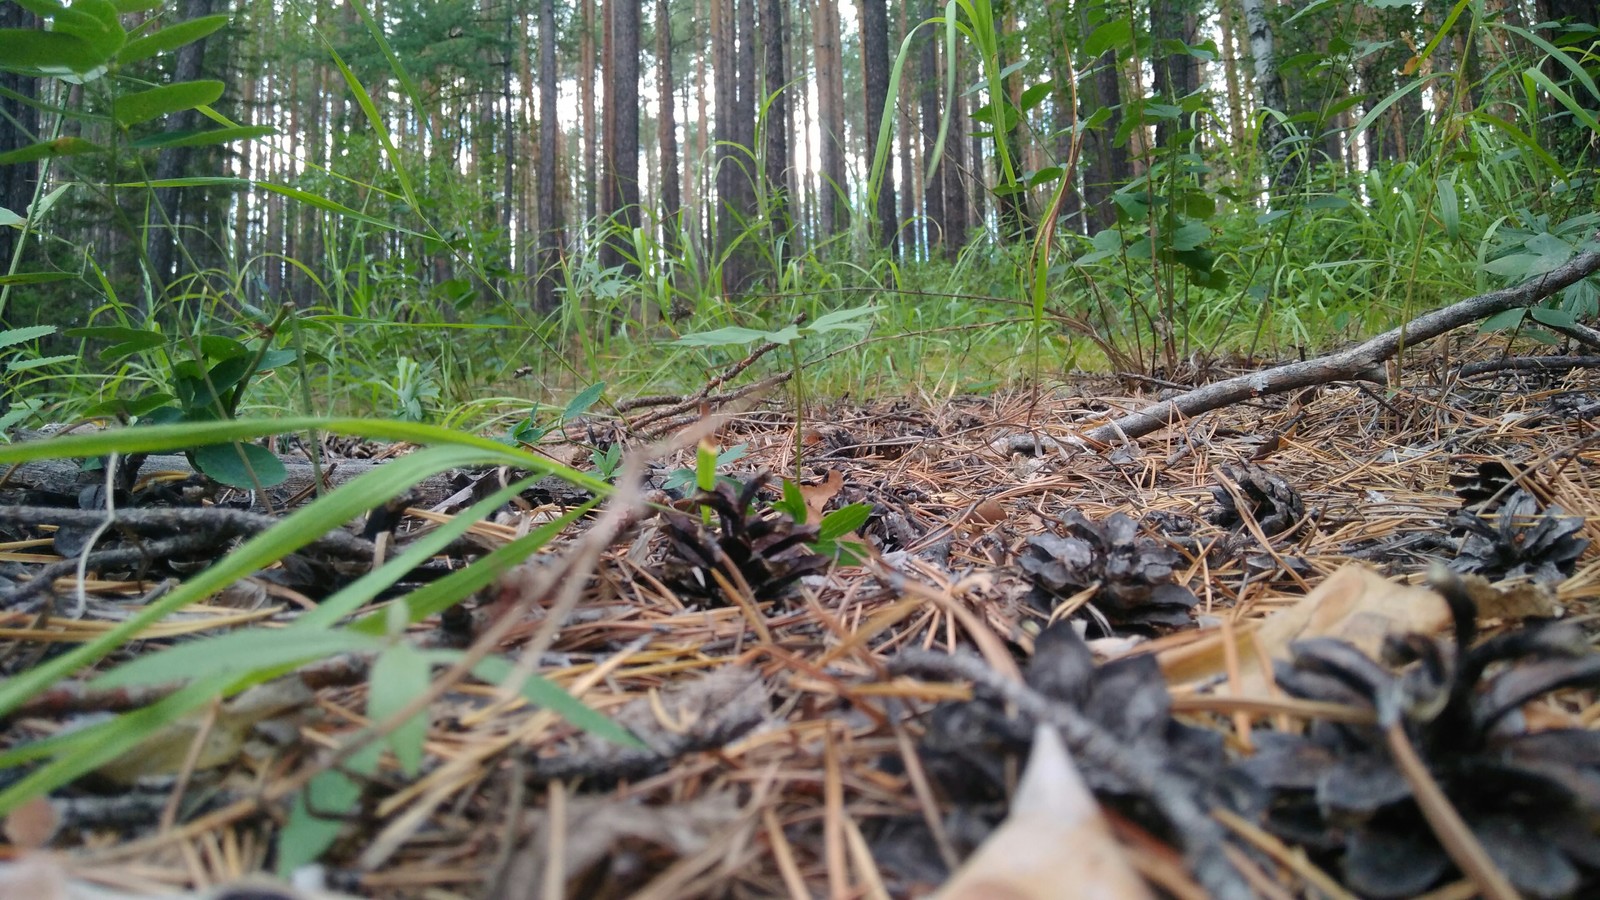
xmin=6 ymin=333 xmax=1600 ymax=899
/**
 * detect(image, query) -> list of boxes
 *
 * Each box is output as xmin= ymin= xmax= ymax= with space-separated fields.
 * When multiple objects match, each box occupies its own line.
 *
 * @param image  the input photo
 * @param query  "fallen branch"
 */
xmin=1083 ymin=239 xmax=1600 ymax=445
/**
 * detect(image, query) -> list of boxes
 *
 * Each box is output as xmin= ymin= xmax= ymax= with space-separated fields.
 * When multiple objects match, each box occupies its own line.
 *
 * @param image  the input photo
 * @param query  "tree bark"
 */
xmin=144 ymin=0 xmax=219 ymax=307
xmin=535 ymin=0 xmax=563 ymax=312
xmin=1149 ymin=0 xmax=1197 ymax=149
xmin=814 ymin=0 xmax=849 ymax=241
xmin=917 ymin=0 xmax=947 ymax=256
xmin=657 ymin=0 xmax=682 ymax=252
xmin=600 ymin=0 xmax=641 ymax=274
xmin=1241 ymin=0 xmax=1296 ymax=197
xmin=581 ymin=0 xmax=599 ymax=225
xmin=860 ymin=0 xmax=897 ymax=254
xmin=0 ymin=5 xmax=39 ymax=295
xmin=761 ymin=0 xmax=791 ymax=241
xmin=1078 ymin=0 xmax=1130 ymax=235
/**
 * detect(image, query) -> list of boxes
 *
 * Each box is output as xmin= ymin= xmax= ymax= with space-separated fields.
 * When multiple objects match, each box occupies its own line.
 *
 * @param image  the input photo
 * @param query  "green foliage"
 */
xmin=0 ymin=417 xmax=635 ymax=856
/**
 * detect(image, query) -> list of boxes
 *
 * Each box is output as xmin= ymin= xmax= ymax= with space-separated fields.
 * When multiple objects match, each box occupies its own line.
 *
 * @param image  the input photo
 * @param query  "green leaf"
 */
xmin=0 ymin=206 xmax=20 ymax=227
xmin=675 ymin=325 xmax=776 ymax=347
xmin=1084 ymin=20 xmax=1132 ymax=59
xmin=256 ymin=348 xmax=298 ymax=370
xmin=563 ymin=381 xmax=607 ymax=421
xmin=278 ymin=743 xmax=381 ymax=875
xmin=0 ymin=325 xmax=55 ymax=350
xmin=807 ymin=305 xmax=880 ymax=333
xmin=198 ymin=335 xmax=248 ymax=360
xmin=1479 ymin=308 xmax=1526 ymax=332
xmin=95 ymin=629 xmax=385 ymax=689
xmin=297 ymin=477 xmax=542 ymax=630
xmin=48 ymin=0 xmax=123 ymax=60
xmin=369 ymin=644 xmax=430 ymax=777
xmin=773 ymin=478 xmax=806 ymax=523
xmin=467 ymin=654 xmax=644 ymax=749
xmin=818 ymin=502 xmax=872 ymax=541
xmin=1018 ymin=82 xmax=1053 ymax=112
xmin=69 ymin=325 xmax=164 ymax=348
xmin=0 ymin=137 xmax=102 ymax=165
xmin=117 ymin=14 xmax=229 ymax=65
xmin=1529 ymin=306 xmax=1576 ymax=329
xmin=81 ymin=392 xmax=174 ymax=418
xmin=347 ymin=500 xmax=599 ymax=634
xmin=7 ymin=354 xmax=75 ymax=372
xmin=0 ymin=31 xmax=105 ymax=74
xmin=192 ymin=441 xmax=289 ymax=489
xmin=129 ymin=125 xmax=274 ymax=150
xmin=0 ymin=271 xmax=74 ymax=286
xmin=113 ymin=80 xmax=225 ymax=127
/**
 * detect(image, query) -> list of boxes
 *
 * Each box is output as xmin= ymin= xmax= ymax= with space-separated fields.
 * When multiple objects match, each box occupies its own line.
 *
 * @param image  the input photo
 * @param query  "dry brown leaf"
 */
xmin=1159 ymin=564 xmax=1451 ymax=697
xmin=934 ymin=724 xmax=1154 ymax=900
xmin=800 ymin=469 xmax=844 ymax=523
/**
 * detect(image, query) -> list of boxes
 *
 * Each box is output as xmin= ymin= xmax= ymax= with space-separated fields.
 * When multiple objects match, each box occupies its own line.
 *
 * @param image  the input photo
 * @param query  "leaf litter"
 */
xmin=6 ymin=338 xmax=1600 ymax=896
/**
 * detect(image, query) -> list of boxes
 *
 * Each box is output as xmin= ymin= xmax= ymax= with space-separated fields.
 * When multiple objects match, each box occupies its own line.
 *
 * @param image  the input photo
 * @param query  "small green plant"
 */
xmin=768 ymin=476 xmax=872 ymax=564
xmin=675 ymin=304 xmax=879 ymax=478
xmin=0 ymin=324 xmax=63 ymax=434
xmin=67 ymin=305 xmax=306 ymax=488
xmin=0 ymin=416 xmax=636 ymax=873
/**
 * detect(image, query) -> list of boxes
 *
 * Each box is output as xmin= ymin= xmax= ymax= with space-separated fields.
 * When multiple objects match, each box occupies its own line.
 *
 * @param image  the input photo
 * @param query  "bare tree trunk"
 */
xmin=144 ymin=0 xmax=218 ymax=308
xmin=535 ymin=0 xmax=563 ymax=311
xmin=581 ymin=0 xmax=599 ymax=225
xmin=1216 ymin=0 xmax=1247 ymax=164
xmin=601 ymin=0 xmax=641 ymax=273
xmin=917 ymin=0 xmax=946 ymax=256
xmin=657 ymin=0 xmax=682 ymax=251
xmin=1241 ymin=0 xmax=1296 ymax=196
xmin=859 ymin=0 xmax=897 ymax=253
xmin=1079 ymin=0 xmax=1130 ymax=234
xmin=814 ymin=0 xmax=848 ymax=241
xmin=761 ymin=0 xmax=791 ymax=241
xmin=1150 ymin=0 xmax=1197 ymax=149
xmin=0 ymin=4 xmax=39 ymax=294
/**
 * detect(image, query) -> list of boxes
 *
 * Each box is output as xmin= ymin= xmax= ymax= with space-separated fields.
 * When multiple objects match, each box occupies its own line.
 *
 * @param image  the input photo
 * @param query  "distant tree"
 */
xmin=0 ymin=4 xmax=38 ymax=282
xmin=1078 ymin=0 xmax=1131 ymax=234
xmin=600 ymin=0 xmax=641 ymax=273
xmin=859 ymin=0 xmax=896 ymax=253
xmin=1149 ymin=0 xmax=1198 ymax=149
xmin=145 ymin=0 xmax=220 ymax=299
xmin=535 ymin=0 xmax=562 ymax=311
xmin=1540 ymin=0 xmax=1600 ymax=167
xmin=917 ymin=0 xmax=946 ymax=256
xmin=656 ymin=0 xmax=681 ymax=251
xmin=761 ymin=0 xmax=790 ymax=240
xmin=581 ymin=0 xmax=598 ymax=224
xmin=1241 ymin=0 xmax=1296 ymax=195
xmin=814 ymin=0 xmax=848 ymax=240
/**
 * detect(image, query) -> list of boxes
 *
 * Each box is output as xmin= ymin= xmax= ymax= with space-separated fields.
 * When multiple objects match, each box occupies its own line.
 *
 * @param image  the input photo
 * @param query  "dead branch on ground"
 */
xmin=1083 ymin=239 xmax=1600 ymax=445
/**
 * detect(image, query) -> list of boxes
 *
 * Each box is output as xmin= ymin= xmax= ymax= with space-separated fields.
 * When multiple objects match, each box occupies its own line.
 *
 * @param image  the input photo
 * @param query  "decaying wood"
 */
xmin=1083 ymin=239 xmax=1600 ymax=445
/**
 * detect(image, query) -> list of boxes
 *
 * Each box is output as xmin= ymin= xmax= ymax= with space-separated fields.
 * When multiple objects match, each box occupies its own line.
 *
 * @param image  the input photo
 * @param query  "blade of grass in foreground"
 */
xmin=0 ymin=444 xmax=508 ymax=720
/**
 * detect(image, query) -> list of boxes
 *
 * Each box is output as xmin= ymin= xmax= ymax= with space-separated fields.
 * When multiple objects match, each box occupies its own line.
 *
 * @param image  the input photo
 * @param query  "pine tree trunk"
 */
xmin=535 ymin=0 xmax=563 ymax=311
xmin=145 ymin=0 xmax=217 ymax=304
xmin=761 ymin=0 xmax=790 ymax=240
xmin=657 ymin=0 xmax=681 ymax=251
xmin=859 ymin=0 xmax=897 ymax=253
xmin=815 ymin=0 xmax=848 ymax=240
xmin=581 ymin=0 xmax=598 ymax=225
xmin=1149 ymin=0 xmax=1197 ymax=149
xmin=917 ymin=0 xmax=946 ymax=256
xmin=601 ymin=0 xmax=641 ymax=273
